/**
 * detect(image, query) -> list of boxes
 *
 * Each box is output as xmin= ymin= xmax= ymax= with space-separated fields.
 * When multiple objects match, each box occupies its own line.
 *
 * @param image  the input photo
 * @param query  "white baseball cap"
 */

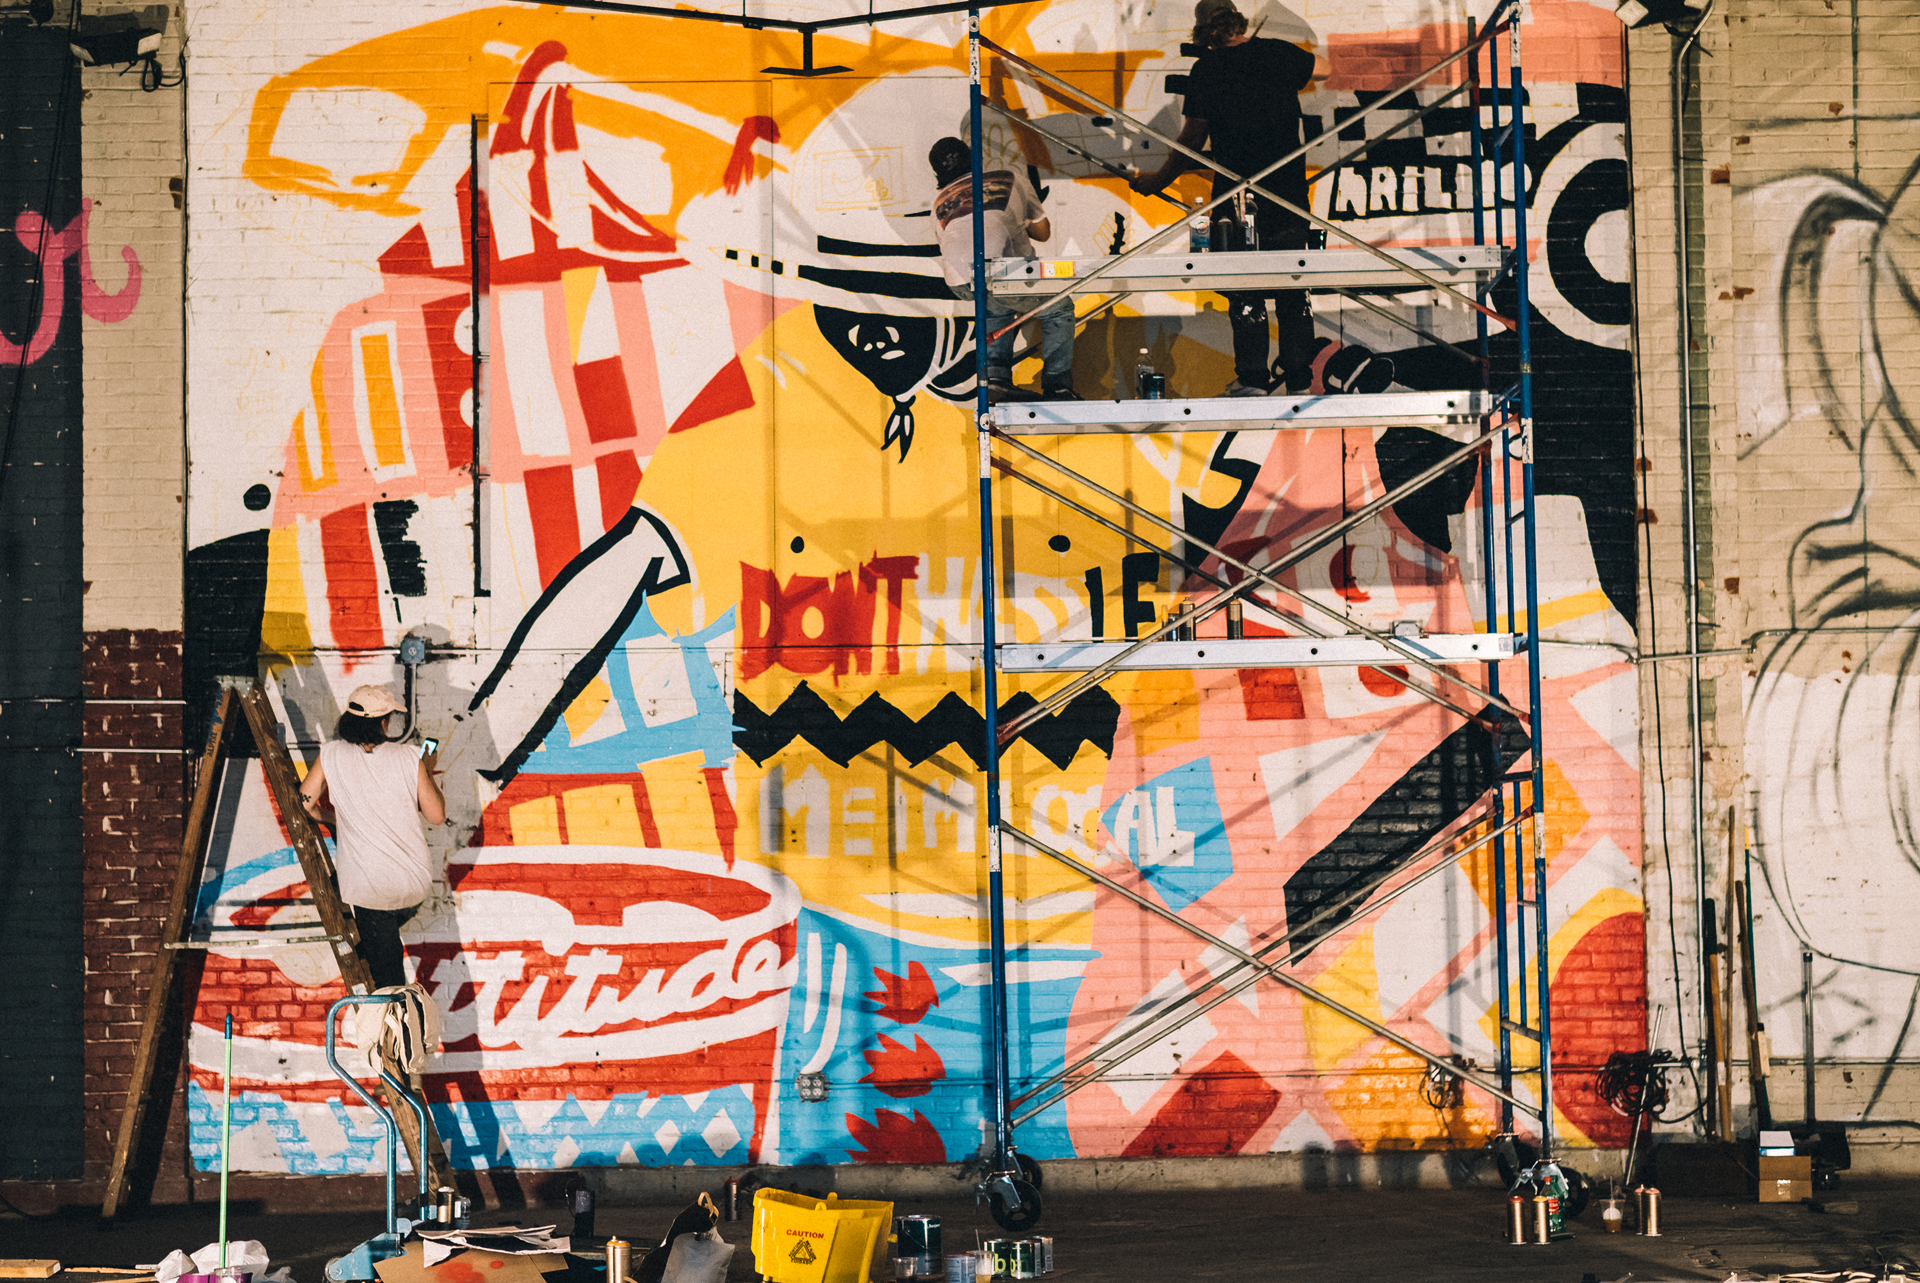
xmin=344 ymin=685 xmax=405 ymax=718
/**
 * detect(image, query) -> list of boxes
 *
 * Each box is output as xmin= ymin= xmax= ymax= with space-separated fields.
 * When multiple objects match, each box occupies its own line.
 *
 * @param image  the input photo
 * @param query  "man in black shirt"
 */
xmin=1135 ymin=0 xmax=1387 ymax=396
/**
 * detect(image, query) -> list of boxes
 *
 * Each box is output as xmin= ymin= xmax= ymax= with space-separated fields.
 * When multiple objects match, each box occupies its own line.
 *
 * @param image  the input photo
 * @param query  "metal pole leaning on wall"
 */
xmin=1507 ymin=11 xmax=1554 ymax=1158
xmin=1466 ymin=15 xmax=1516 ymax=1139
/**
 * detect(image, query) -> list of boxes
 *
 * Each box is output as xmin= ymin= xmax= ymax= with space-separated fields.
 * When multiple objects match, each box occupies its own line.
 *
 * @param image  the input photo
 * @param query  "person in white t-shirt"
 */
xmin=930 ymin=136 xmax=1078 ymax=402
xmin=298 ymin=684 xmax=446 ymax=989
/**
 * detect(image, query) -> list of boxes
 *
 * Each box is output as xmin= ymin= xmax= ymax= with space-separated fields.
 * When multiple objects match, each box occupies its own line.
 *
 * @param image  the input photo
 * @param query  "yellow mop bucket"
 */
xmin=750 ymin=1189 xmax=893 ymax=1283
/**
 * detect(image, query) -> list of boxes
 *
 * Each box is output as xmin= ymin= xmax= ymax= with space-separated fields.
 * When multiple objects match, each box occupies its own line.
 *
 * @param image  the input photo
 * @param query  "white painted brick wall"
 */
xmin=81 ymin=0 xmax=185 ymax=632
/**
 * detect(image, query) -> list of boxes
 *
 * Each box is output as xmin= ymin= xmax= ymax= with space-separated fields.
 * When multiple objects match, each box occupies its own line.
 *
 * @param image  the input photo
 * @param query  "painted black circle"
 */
xmin=1048 ymin=534 xmax=1071 ymax=553
xmin=243 ymin=483 xmax=272 ymax=511
xmin=790 ymin=536 xmax=805 ymax=553
xmin=1546 ymin=156 xmax=1631 ymax=330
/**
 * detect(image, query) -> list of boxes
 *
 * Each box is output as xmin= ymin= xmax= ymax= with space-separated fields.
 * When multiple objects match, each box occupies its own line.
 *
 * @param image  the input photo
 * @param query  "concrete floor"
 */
xmin=5 ymin=1183 xmax=1917 ymax=1282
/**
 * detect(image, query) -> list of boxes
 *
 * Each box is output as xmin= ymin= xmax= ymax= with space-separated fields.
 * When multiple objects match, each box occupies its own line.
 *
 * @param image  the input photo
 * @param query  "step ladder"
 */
xmin=101 ymin=677 xmax=454 ymax=1220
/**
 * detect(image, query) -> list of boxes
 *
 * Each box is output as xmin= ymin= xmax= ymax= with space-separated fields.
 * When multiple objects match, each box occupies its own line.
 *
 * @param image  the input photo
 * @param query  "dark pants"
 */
xmin=1222 ymin=196 xmax=1315 ymax=389
xmin=352 ymin=903 xmax=420 ymax=989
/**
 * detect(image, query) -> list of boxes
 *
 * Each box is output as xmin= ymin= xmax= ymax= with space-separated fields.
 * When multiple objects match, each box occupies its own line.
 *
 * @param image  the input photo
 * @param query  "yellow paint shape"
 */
xmin=1323 ymin=1043 xmax=1501 ymax=1149
xmin=296 ymin=356 xmax=335 ymax=489
xmin=358 ymin=332 xmax=407 ymax=467
xmin=1477 ymin=588 xmax=1613 ymax=634
xmin=259 ymin=523 xmax=315 ymax=662
xmin=510 ymin=796 xmax=562 ymax=846
xmin=563 ymin=783 xmax=648 ymax=845
xmin=563 ymin=675 xmax=615 ymax=743
xmin=1300 ymin=926 xmax=1384 ymax=1073
xmin=1120 ymin=669 xmax=1200 ymax=758
xmin=637 ymin=754 xmax=718 ymax=852
xmin=1458 ymin=759 xmax=1590 ymax=918
xmin=561 ymin=266 xmax=602 ymax=364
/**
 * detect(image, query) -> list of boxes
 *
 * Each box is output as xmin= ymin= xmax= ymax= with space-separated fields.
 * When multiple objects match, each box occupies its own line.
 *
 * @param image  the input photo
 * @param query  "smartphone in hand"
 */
xmin=418 ymin=736 xmax=439 ymax=759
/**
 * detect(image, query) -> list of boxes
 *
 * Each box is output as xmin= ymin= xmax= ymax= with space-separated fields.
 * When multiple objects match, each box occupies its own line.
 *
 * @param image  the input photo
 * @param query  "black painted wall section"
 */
xmin=0 ymin=24 xmax=84 ymax=1180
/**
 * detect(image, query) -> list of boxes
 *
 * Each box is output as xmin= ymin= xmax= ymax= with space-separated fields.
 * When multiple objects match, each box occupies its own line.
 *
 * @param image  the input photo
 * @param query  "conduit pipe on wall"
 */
xmin=1671 ymin=0 xmax=1715 ymax=1128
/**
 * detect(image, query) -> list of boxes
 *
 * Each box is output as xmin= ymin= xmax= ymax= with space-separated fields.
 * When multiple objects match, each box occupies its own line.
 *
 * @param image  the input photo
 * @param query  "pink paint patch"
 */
xmin=1324 ymin=0 xmax=1622 ymax=92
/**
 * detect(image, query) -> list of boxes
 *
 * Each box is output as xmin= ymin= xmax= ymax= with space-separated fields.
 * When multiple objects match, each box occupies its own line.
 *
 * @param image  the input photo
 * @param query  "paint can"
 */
xmin=1530 ymin=1195 xmax=1551 ymax=1245
xmin=1031 ymin=1237 xmax=1053 ymax=1274
xmin=983 ymin=1239 xmax=1012 ymax=1277
xmin=893 ymin=1258 xmax=918 ymax=1279
xmin=945 ymin=1256 xmax=975 ymax=1283
xmin=896 ymin=1214 xmax=941 ymax=1271
xmin=605 ymin=1237 xmax=631 ymax=1283
xmin=1011 ymin=1241 xmax=1037 ymax=1280
xmin=725 ymin=1178 xmax=740 ymax=1222
xmin=1506 ymin=1195 xmax=1528 ymax=1245
xmin=1641 ymin=1186 xmax=1662 ymax=1237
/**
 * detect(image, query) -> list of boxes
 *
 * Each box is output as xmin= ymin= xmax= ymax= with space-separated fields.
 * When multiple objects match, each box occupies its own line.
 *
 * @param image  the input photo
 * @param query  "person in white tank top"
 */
xmin=298 ymin=684 xmax=446 ymax=988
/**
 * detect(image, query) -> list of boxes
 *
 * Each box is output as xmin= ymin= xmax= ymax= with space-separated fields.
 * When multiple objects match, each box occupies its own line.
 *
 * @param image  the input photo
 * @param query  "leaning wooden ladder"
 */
xmin=101 ymin=677 xmax=453 ymax=1219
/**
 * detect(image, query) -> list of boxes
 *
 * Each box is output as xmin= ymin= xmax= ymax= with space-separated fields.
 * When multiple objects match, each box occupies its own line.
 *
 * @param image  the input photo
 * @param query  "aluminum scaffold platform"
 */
xmin=961 ymin=0 xmax=1556 ymax=1231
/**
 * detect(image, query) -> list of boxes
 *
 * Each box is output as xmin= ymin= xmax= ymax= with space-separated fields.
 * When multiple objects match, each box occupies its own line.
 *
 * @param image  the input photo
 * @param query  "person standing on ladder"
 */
xmin=298 ymin=685 xmax=445 ymax=989
xmin=1132 ymin=0 xmax=1394 ymax=397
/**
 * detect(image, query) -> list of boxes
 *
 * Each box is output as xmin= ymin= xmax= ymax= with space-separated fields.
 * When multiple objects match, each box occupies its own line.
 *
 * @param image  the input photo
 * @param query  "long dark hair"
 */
xmin=335 ymin=711 xmax=392 ymax=747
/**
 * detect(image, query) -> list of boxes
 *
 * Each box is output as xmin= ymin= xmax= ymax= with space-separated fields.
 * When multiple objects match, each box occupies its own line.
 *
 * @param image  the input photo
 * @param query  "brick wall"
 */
xmin=80 ymin=629 xmax=188 ymax=1192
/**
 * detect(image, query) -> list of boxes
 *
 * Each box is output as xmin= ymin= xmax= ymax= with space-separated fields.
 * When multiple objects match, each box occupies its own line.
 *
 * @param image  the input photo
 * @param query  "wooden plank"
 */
xmin=0 ymin=1262 xmax=63 ymax=1278
xmin=235 ymin=681 xmax=455 ymax=1191
xmin=100 ymin=685 xmax=236 ymax=1221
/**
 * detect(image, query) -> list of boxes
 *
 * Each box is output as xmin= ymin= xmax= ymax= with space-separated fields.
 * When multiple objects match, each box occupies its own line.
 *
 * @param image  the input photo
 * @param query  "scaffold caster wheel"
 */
xmin=988 ymin=1176 xmax=1042 ymax=1231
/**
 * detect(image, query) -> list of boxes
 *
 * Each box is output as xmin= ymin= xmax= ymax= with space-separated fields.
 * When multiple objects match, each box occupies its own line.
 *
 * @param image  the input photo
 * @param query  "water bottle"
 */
xmin=1188 ymin=209 xmax=1210 ymax=252
xmin=1135 ymin=348 xmax=1157 ymax=399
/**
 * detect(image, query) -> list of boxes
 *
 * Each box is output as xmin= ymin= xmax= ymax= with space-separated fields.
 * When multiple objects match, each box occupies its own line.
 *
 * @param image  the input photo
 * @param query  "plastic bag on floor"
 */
xmin=661 ymin=1229 xmax=733 ymax=1283
xmin=155 ymin=1242 xmax=271 ymax=1283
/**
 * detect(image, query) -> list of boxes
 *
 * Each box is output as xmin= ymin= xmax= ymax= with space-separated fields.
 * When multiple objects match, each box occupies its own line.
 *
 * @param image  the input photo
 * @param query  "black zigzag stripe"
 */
xmin=733 ymin=682 xmax=1120 ymax=771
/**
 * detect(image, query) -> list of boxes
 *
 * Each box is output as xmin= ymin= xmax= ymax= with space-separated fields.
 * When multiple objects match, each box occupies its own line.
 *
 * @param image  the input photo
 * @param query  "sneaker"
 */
xmin=1223 ymin=378 xmax=1274 ymax=397
xmin=1041 ymin=388 xmax=1084 ymax=401
xmin=986 ymin=379 xmax=1030 ymax=404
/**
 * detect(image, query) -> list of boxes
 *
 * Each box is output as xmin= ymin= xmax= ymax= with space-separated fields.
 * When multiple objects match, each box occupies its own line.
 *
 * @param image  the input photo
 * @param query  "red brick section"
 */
xmin=80 ymin=628 xmax=188 ymax=1190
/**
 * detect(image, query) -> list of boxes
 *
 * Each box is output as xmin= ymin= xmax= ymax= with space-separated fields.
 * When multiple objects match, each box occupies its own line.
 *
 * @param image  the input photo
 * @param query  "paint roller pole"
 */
xmin=220 ymin=1012 xmax=233 ymax=1268
xmin=967 ymin=8 xmax=1014 ymax=1175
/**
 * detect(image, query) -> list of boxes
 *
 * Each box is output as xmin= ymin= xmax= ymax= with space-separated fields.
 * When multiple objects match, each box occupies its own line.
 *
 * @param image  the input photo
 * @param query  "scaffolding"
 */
xmin=962 ymin=0 xmax=1551 ymax=1231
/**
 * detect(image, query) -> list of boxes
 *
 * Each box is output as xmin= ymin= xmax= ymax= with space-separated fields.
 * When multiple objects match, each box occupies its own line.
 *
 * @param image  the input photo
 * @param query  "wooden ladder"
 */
xmin=101 ymin=677 xmax=454 ymax=1219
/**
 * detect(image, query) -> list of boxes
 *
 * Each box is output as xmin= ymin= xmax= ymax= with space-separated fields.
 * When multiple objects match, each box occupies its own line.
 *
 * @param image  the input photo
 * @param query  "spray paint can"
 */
xmin=1641 ymin=1186 xmax=1662 ymax=1237
xmin=1506 ymin=1195 xmax=1528 ymax=1245
xmin=1537 ymin=1162 xmax=1567 ymax=1239
xmin=725 ymin=1178 xmax=740 ymax=1222
xmin=437 ymin=1186 xmax=455 ymax=1225
xmin=1530 ymin=1195 xmax=1552 ymax=1244
xmin=453 ymin=1197 xmax=471 ymax=1230
xmin=605 ymin=1238 xmax=631 ymax=1283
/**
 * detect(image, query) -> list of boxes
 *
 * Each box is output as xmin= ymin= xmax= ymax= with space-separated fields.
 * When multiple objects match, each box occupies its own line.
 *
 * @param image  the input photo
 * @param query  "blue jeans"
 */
xmin=953 ymin=284 xmax=1076 ymax=392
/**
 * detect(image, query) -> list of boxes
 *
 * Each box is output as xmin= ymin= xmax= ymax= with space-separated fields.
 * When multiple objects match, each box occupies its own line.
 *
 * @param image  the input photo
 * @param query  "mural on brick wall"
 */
xmin=1743 ymin=156 xmax=1920 ymax=1050
xmin=182 ymin=0 xmax=1643 ymax=1173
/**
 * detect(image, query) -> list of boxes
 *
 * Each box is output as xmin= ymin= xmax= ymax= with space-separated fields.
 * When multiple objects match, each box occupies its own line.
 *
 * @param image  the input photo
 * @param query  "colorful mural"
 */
xmin=182 ymin=0 xmax=1644 ymax=1172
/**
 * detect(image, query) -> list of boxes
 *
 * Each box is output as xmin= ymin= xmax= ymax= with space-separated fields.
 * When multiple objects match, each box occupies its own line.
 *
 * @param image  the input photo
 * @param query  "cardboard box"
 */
xmin=1757 ymin=1156 xmax=1812 ymax=1202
